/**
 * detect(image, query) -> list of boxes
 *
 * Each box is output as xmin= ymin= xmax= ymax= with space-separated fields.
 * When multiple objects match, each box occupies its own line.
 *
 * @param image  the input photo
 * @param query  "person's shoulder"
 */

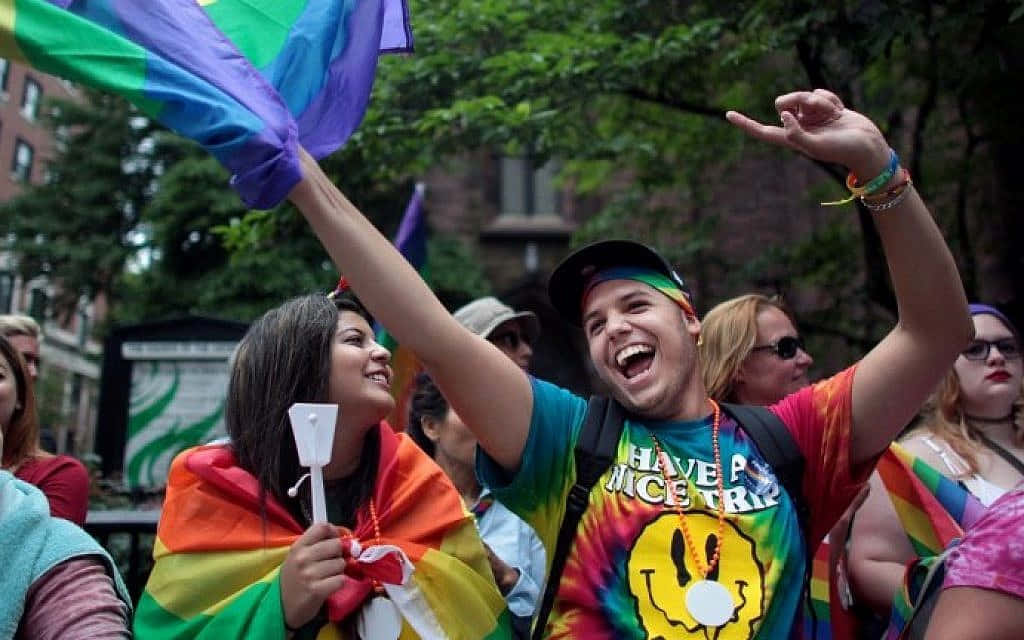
xmin=898 ymin=429 xmax=953 ymax=475
xmin=769 ymin=364 xmax=859 ymax=419
xmin=529 ymin=376 xmax=586 ymax=412
xmin=16 ymin=454 xmax=84 ymax=483
xmin=48 ymin=454 xmax=89 ymax=476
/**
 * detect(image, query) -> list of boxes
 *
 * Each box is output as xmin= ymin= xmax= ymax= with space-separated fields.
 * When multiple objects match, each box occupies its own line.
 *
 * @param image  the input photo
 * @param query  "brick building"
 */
xmin=1 ymin=58 xmax=103 ymax=457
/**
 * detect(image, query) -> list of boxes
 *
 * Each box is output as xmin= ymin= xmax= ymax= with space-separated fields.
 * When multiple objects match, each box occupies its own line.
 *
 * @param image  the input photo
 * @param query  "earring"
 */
xmin=696 ymin=335 xmax=704 ymax=348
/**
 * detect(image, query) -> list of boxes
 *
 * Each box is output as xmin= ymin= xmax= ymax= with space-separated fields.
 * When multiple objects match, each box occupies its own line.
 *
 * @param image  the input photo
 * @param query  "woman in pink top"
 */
xmin=0 ymin=336 xmax=89 ymax=525
xmin=925 ymin=482 xmax=1024 ymax=640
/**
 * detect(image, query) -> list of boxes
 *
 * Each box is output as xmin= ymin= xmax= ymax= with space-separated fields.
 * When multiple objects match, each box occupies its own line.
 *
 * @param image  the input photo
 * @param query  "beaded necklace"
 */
xmin=649 ymin=398 xmax=732 ymax=627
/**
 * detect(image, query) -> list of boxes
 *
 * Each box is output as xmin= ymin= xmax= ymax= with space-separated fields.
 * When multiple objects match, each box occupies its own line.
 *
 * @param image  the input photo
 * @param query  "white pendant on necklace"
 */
xmin=357 ymin=596 xmax=403 ymax=640
xmin=685 ymin=579 xmax=733 ymax=627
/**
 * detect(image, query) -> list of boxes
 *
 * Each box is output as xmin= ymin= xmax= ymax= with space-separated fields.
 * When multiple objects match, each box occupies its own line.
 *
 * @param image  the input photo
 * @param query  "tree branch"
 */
xmin=954 ymin=94 xmax=979 ymax=298
xmin=910 ymin=3 xmax=937 ymax=182
xmin=622 ymin=88 xmax=725 ymax=118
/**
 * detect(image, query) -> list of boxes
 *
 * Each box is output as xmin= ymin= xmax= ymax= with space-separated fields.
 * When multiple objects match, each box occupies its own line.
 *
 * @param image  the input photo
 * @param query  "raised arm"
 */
xmin=288 ymin=149 xmax=532 ymax=471
xmin=727 ymin=89 xmax=972 ymax=465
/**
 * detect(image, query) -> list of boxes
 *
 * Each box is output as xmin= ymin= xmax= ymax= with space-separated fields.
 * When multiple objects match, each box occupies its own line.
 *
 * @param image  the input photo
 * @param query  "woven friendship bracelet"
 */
xmin=822 ymin=149 xmax=900 ymax=206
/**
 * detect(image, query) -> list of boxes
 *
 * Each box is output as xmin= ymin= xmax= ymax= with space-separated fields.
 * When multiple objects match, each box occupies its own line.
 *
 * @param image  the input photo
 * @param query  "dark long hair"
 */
xmin=406 ymin=372 xmax=450 ymax=459
xmin=226 ymin=292 xmax=379 ymax=526
xmin=1 ymin=336 xmax=40 ymax=468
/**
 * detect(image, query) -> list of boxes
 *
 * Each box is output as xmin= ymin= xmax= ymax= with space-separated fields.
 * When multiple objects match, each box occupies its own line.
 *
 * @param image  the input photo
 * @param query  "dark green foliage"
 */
xmin=3 ymin=0 xmax=1022 ymax=364
xmin=1 ymin=89 xmax=157 ymax=322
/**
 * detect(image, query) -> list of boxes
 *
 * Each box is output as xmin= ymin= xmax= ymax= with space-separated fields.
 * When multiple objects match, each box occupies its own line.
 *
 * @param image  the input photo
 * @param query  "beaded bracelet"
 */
xmin=822 ymin=149 xmax=900 ymax=206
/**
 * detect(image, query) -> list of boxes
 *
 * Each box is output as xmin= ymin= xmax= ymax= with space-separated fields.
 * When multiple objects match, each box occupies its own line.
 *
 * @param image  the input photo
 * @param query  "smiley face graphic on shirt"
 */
xmin=626 ymin=512 xmax=766 ymax=639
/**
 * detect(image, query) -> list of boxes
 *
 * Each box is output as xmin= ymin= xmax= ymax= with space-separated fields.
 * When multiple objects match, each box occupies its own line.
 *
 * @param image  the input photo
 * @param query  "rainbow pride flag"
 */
xmin=877 ymin=443 xmax=984 ymax=556
xmin=376 ymin=183 xmax=427 ymax=431
xmin=878 ymin=443 xmax=985 ymax=639
xmin=134 ymin=424 xmax=512 ymax=639
xmin=0 ymin=0 xmax=411 ymax=208
xmin=804 ymin=443 xmax=986 ymax=640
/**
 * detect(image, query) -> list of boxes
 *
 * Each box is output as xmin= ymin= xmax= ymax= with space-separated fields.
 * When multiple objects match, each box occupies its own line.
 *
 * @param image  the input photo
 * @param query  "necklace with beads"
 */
xmin=649 ymin=398 xmax=733 ymax=627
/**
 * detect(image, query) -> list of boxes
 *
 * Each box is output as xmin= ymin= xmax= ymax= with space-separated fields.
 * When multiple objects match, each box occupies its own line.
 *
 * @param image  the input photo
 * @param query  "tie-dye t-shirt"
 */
xmin=478 ymin=366 xmax=868 ymax=639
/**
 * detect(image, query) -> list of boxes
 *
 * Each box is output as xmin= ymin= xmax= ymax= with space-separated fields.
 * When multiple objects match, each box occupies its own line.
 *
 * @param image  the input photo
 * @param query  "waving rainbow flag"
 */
xmin=134 ymin=424 xmax=512 ymax=639
xmin=0 ymin=0 xmax=411 ymax=208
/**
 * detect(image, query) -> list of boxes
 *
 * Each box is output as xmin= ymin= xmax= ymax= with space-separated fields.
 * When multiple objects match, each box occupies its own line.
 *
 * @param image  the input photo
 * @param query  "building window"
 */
xmin=21 ymin=77 xmax=42 ymax=121
xmin=0 ymin=272 xmax=12 ymax=314
xmin=499 ymin=156 xmax=560 ymax=216
xmin=12 ymin=139 xmax=34 ymax=182
xmin=28 ymin=287 xmax=49 ymax=323
xmin=0 ymin=58 xmax=9 ymax=93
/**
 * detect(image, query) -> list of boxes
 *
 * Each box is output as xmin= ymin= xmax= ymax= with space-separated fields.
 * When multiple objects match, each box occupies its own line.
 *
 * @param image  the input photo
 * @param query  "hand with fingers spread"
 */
xmin=726 ymin=88 xmax=891 ymax=180
xmin=280 ymin=522 xmax=347 ymax=631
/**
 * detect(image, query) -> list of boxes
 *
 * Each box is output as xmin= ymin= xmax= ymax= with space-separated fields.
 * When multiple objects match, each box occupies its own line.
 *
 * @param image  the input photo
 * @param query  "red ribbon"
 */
xmin=325 ymin=538 xmax=405 ymax=622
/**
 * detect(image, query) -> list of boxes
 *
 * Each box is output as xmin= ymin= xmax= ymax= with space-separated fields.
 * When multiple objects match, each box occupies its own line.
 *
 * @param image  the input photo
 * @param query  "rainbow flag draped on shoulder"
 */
xmin=0 ymin=0 xmax=411 ymax=208
xmin=878 ymin=443 xmax=984 ymax=640
xmin=804 ymin=443 xmax=985 ymax=640
xmin=134 ymin=423 xmax=512 ymax=639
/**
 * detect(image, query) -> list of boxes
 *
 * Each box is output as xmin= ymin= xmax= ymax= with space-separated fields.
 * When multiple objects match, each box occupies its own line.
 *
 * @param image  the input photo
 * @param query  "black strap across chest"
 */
xmin=975 ymin=430 xmax=1024 ymax=477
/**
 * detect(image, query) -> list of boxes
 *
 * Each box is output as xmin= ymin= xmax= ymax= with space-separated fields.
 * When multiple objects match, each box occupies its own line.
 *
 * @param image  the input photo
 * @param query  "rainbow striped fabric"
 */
xmin=134 ymin=424 xmax=511 ymax=639
xmin=878 ymin=443 xmax=984 ymax=639
xmin=878 ymin=443 xmax=984 ymax=556
xmin=0 ymin=0 xmax=411 ymax=208
xmin=805 ymin=443 xmax=986 ymax=640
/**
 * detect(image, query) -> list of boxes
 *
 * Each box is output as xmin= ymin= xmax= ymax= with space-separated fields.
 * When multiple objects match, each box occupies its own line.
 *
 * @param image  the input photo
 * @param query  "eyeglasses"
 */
xmin=750 ymin=336 xmax=805 ymax=360
xmin=490 ymin=330 xmax=531 ymax=351
xmin=961 ymin=338 xmax=1021 ymax=361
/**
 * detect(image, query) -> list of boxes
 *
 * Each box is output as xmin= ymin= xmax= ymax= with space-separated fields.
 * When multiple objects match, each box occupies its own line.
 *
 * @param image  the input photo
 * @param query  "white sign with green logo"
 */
xmin=122 ymin=341 xmax=237 ymax=489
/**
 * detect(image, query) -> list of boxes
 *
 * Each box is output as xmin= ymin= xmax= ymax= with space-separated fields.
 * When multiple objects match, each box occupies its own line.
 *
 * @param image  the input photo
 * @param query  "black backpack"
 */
xmin=530 ymin=396 xmax=809 ymax=640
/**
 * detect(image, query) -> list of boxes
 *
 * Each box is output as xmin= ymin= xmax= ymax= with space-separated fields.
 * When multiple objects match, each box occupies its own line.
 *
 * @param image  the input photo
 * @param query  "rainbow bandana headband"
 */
xmin=582 ymin=267 xmax=696 ymax=318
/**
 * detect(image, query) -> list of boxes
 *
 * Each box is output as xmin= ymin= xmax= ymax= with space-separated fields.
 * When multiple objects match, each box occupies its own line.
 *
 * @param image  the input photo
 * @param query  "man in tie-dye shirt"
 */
xmin=478 ymin=248 xmax=866 ymax=637
xmin=287 ymin=89 xmax=972 ymax=638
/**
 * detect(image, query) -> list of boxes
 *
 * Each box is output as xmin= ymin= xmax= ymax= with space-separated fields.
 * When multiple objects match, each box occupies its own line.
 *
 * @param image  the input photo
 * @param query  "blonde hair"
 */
xmin=918 ymin=360 xmax=1024 ymax=477
xmin=0 ymin=314 xmax=42 ymax=340
xmin=699 ymin=294 xmax=794 ymax=403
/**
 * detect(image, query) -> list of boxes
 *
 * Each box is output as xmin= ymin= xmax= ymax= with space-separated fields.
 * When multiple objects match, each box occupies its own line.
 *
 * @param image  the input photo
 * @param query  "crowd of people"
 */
xmin=2 ymin=88 xmax=1023 ymax=640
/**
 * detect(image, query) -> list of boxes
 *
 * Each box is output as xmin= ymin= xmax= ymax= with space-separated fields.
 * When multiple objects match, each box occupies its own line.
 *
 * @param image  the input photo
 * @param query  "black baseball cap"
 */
xmin=547 ymin=240 xmax=692 ymax=326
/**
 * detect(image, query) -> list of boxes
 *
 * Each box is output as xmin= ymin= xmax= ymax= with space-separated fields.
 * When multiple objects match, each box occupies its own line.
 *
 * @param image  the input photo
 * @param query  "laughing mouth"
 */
xmin=367 ymin=372 xmax=390 ymax=386
xmin=615 ymin=344 xmax=655 ymax=379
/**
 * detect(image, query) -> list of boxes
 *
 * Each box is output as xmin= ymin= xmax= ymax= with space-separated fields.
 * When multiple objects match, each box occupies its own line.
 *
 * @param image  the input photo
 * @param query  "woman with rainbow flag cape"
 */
xmin=133 ymin=289 xmax=511 ymax=639
xmin=847 ymin=304 xmax=1023 ymax=637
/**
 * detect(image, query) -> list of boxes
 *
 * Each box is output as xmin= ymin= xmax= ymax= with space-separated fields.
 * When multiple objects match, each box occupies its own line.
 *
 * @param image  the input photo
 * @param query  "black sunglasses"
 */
xmin=961 ymin=338 xmax=1021 ymax=361
xmin=490 ymin=329 xmax=531 ymax=350
xmin=750 ymin=335 xmax=805 ymax=360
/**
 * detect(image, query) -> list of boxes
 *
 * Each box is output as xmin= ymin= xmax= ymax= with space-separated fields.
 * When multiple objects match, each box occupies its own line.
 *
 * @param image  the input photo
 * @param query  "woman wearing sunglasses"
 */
xmin=848 ymin=304 xmax=1024 ymax=620
xmin=699 ymin=293 xmax=815 ymax=406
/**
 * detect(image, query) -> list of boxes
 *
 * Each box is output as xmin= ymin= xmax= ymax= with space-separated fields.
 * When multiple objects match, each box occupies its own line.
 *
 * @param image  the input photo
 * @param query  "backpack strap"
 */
xmin=720 ymin=403 xmax=808 ymax=536
xmin=901 ymin=542 xmax=959 ymax=640
xmin=531 ymin=396 xmax=624 ymax=640
xmin=721 ymin=403 xmax=817 ymax=636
